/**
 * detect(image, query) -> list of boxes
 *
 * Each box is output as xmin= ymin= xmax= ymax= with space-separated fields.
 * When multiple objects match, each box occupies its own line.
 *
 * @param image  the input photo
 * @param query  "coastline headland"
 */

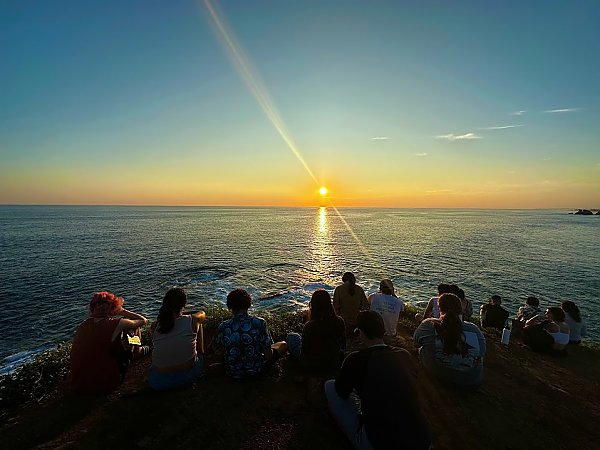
xmin=1 ymin=306 xmax=599 ymax=449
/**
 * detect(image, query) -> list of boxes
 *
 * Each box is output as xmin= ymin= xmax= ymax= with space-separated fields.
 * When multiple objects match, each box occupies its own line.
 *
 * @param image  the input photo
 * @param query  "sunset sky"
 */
xmin=1 ymin=0 xmax=599 ymax=208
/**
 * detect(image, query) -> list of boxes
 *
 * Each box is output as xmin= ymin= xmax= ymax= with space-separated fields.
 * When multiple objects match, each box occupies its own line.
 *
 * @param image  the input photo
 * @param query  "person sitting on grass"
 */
xmin=418 ymin=283 xmax=453 ymax=322
xmin=333 ymin=272 xmax=369 ymax=335
xmin=286 ymin=289 xmax=346 ymax=377
xmin=70 ymin=291 xmax=148 ymax=394
xmin=414 ymin=293 xmax=486 ymax=388
xmin=213 ymin=288 xmax=287 ymax=379
xmin=524 ymin=307 xmax=570 ymax=355
xmin=324 ymin=311 xmax=431 ymax=450
xmin=517 ymin=296 xmax=540 ymax=322
xmin=368 ymin=279 xmax=404 ymax=336
xmin=455 ymin=286 xmax=473 ymax=322
xmin=480 ymin=294 xmax=509 ymax=329
xmin=149 ymin=287 xmax=206 ymax=390
xmin=561 ymin=301 xmax=586 ymax=344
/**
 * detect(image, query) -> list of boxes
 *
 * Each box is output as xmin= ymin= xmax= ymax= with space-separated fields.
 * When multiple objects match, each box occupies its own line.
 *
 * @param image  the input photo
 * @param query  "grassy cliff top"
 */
xmin=1 ymin=307 xmax=599 ymax=450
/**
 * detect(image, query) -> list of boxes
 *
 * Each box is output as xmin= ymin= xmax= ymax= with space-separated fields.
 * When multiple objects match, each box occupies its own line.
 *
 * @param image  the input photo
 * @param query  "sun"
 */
xmin=319 ymin=187 xmax=328 ymax=196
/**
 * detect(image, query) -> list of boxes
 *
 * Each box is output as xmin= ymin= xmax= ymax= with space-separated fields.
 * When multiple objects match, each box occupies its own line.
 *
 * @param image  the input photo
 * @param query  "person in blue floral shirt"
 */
xmin=213 ymin=289 xmax=288 ymax=379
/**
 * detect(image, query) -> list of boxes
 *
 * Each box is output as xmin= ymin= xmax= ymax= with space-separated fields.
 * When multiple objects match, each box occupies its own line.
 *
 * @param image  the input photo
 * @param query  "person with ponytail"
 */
xmin=70 ymin=291 xmax=148 ymax=393
xmin=414 ymin=293 xmax=486 ymax=388
xmin=149 ymin=287 xmax=206 ymax=390
xmin=561 ymin=301 xmax=586 ymax=344
xmin=333 ymin=272 xmax=368 ymax=334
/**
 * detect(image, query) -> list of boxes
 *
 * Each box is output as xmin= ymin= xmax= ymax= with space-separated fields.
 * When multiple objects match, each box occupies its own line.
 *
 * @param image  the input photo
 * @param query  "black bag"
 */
xmin=522 ymin=323 xmax=554 ymax=353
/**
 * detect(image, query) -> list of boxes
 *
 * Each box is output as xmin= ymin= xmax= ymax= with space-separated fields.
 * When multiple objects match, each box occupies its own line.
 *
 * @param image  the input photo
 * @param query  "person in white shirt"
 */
xmin=368 ymin=279 xmax=404 ymax=336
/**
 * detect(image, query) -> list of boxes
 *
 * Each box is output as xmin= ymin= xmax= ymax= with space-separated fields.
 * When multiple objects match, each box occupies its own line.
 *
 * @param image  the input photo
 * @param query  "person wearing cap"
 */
xmin=70 ymin=291 xmax=148 ymax=393
xmin=333 ymin=272 xmax=369 ymax=334
xmin=324 ymin=311 xmax=431 ymax=450
xmin=368 ymin=279 xmax=404 ymax=337
xmin=480 ymin=295 xmax=509 ymax=329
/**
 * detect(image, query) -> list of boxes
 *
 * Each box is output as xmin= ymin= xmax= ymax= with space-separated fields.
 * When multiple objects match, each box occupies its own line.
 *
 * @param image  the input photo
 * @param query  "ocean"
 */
xmin=1 ymin=206 xmax=598 ymax=374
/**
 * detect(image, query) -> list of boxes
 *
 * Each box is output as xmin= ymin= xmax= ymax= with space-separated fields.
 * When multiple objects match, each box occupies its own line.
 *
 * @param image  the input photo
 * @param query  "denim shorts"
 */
xmin=148 ymin=357 xmax=204 ymax=391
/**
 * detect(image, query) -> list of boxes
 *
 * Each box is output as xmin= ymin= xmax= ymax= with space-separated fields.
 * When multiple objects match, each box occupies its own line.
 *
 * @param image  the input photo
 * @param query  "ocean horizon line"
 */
xmin=0 ymin=204 xmax=592 ymax=211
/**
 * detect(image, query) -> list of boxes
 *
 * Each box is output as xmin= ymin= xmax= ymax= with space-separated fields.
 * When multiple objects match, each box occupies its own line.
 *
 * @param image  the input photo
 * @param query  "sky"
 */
xmin=1 ymin=0 xmax=599 ymax=208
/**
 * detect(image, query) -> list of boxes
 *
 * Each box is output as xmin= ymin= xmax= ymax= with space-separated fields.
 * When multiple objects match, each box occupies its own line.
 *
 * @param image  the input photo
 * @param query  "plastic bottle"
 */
xmin=501 ymin=320 xmax=511 ymax=345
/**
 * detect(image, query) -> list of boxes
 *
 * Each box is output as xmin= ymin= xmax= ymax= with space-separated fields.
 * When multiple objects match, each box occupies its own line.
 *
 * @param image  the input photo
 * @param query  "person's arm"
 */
xmin=260 ymin=320 xmax=275 ymax=360
xmin=413 ymin=320 xmax=432 ymax=348
xmin=476 ymin=327 xmax=486 ymax=357
xmin=525 ymin=314 xmax=544 ymax=327
xmin=334 ymin=353 xmax=357 ymax=399
xmin=111 ymin=318 xmax=147 ymax=342
xmin=190 ymin=311 xmax=206 ymax=330
xmin=333 ymin=288 xmax=341 ymax=315
xmin=115 ymin=307 xmax=147 ymax=322
xmin=423 ymin=299 xmax=434 ymax=319
xmin=360 ymin=290 xmax=369 ymax=310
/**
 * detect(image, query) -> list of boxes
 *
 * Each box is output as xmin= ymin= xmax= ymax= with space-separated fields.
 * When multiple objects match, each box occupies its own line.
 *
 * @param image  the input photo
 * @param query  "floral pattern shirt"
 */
xmin=214 ymin=312 xmax=273 ymax=379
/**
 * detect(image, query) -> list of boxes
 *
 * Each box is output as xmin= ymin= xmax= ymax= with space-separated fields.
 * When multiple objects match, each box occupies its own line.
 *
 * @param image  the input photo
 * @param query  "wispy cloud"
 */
xmin=510 ymin=110 xmax=526 ymax=116
xmin=425 ymin=189 xmax=453 ymax=195
xmin=415 ymin=152 xmax=428 ymax=157
xmin=479 ymin=124 xmax=524 ymax=130
xmin=435 ymin=132 xmax=482 ymax=141
xmin=544 ymin=107 xmax=582 ymax=113
xmin=543 ymin=157 xmax=553 ymax=161
xmin=370 ymin=136 xmax=389 ymax=140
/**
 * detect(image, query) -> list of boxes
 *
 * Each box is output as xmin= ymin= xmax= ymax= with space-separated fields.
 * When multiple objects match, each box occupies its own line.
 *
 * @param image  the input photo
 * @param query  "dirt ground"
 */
xmin=1 ymin=324 xmax=599 ymax=450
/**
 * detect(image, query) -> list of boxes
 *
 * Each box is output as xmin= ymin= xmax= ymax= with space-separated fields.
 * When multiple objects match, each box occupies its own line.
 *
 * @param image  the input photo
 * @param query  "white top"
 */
xmin=152 ymin=315 xmax=197 ymax=369
xmin=369 ymin=293 xmax=404 ymax=336
xmin=564 ymin=314 xmax=586 ymax=342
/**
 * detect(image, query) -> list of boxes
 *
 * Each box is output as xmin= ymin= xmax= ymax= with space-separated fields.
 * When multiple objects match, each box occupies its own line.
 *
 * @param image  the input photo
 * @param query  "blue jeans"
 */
xmin=324 ymin=380 xmax=374 ymax=450
xmin=149 ymin=357 xmax=204 ymax=391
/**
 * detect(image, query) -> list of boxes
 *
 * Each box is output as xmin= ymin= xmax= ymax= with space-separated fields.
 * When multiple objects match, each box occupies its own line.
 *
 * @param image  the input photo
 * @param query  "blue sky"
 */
xmin=1 ymin=0 xmax=599 ymax=207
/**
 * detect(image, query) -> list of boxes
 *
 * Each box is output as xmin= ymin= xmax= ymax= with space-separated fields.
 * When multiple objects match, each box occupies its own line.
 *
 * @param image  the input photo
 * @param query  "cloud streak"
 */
xmin=479 ymin=125 xmax=524 ymax=130
xmin=435 ymin=132 xmax=482 ymax=141
xmin=370 ymin=136 xmax=389 ymax=140
xmin=544 ymin=107 xmax=582 ymax=113
xmin=415 ymin=153 xmax=428 ymax=157
xmin=510 ymin=110 xmax=526 ymax=116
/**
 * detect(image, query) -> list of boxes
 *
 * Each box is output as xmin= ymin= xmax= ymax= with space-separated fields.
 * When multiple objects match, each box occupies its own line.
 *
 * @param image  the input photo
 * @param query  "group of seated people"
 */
xmin=68 ymin=275 xmax=586 ymax=449
xmin=478 ymin=294 xmax=587 ymax=355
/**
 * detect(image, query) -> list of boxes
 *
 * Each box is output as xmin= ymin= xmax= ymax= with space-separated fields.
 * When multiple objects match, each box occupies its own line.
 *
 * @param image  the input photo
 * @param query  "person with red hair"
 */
xmin=69 ymin=291 xmax=148 ymax=393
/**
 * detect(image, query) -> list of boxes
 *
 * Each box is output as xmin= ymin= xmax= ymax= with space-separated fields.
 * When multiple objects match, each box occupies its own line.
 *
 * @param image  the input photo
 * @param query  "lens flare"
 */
xmin=319 ymin=187 xmax=328 ymax=196
xmin=203 ymin=0 xmax=318 ymax=185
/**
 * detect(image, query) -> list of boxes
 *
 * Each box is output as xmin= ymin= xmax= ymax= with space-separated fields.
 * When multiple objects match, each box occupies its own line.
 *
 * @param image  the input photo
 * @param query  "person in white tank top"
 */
xmin=149 ymin=288 xmax=206 ymax=390
xmin=368 ymin=279 xmax=404 ymax=336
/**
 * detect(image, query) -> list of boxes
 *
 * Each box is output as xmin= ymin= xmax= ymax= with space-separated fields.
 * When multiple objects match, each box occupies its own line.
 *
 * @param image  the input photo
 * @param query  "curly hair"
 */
xmin=89 ymin=291 xmax=124 ymax=317
xmin=227 ymin=288 xmax=252 ymax=311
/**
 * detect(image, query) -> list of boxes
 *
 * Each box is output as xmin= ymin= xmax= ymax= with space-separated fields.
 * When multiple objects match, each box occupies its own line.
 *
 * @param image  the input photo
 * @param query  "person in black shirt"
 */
xmin=324 ymin=311 xmax=431 ymax=450
xmin=480 ymin=295 xmax=509 ymax=329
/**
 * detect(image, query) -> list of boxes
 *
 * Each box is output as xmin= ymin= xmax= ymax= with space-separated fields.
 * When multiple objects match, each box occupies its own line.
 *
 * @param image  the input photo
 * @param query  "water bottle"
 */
xmin=501 ymin=320 xmax=511 ymax=345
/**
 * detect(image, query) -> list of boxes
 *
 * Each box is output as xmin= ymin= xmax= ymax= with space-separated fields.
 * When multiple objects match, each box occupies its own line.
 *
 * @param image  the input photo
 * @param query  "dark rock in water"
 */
xmin=573 ymin=209 xmax=593 ymax=215
xmin=597 ymin=211 xmax=600 ymax=215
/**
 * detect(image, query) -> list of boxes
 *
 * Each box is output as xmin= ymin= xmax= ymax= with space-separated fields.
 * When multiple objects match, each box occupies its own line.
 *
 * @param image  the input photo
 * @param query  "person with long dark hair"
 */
xmin=149 ymin=287 xmax=206 ymax=390
xmin=524 ymin=306 xmax=570 ymax=353
xmin=70 ymin=291 xmax=148 ymax=393
xmin=286 ymin=289 xmax=346 ymax=375
xmin=333 ymin=272 xmax=368 ymax=333
xmin=561 ymin=301 xmax=586 ymax=344
xmin=414 ymin=293 xmax=486 ymax=388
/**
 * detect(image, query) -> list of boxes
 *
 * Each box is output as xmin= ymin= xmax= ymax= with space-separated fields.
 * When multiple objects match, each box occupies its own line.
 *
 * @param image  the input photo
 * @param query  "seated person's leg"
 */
xmin=324 ymin=380 xmax=363 ymax=446
xmin=285 ymin=332 xmax=302 ymax=358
